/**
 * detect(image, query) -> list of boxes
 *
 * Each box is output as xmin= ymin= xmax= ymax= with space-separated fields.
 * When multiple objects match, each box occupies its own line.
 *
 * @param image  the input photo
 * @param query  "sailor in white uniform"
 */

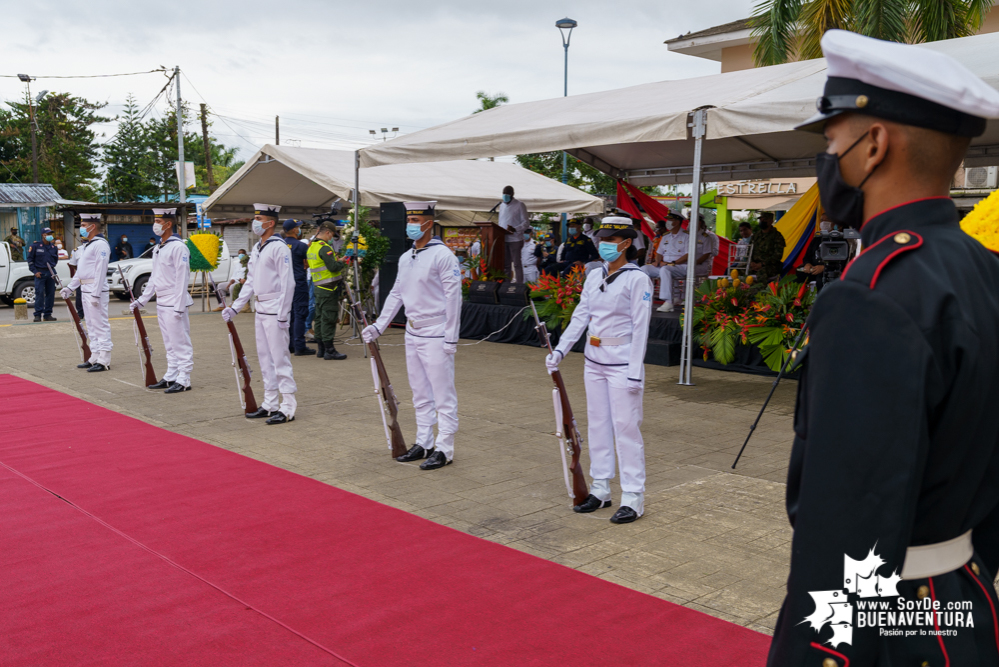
xmin=362 ymin=201 xmax=462 ymax=471
xmin=222 ymin=203 xmax=297 ymax=425
xmin=545 ymin=217 xmax=653 ymax=523
xmin=61 ymin=213 xmax=113 ymax=372
xmin=130 ymin=208 xmax=194 ymax=393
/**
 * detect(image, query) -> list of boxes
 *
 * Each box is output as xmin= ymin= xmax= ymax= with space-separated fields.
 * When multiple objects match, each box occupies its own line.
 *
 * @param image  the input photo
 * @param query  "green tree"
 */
xmin=102 ymin=94 xmax=160 ymax=201
xmin=0 ymin=93 xmax=109 ymax=200
xmin=751 ymin=0 xmax=994 ymax=66
xmin=473 ymin=91 xmax=509 ymax=114
xmin=516 ymin=152 xmax=637 ymax=197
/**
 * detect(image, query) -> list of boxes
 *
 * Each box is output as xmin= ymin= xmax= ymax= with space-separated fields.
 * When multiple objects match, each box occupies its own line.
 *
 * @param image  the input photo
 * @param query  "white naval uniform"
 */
xmin=232 ymin=236 xmax=297 ymax=417
xmin=554 ymin=264 xmax=653 ymax=515
xmin=649 ymin=230 xmax=690 ymax=301
xmin=66 ymin=234 xmax=113 ymax=366
xmin=372 ymin=238 xmax=462 ymax=459
xmin=136 ymin=235 xmax=194 ymax=386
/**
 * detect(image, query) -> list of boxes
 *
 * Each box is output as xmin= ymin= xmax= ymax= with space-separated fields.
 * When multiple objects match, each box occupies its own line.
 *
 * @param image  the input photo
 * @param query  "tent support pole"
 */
xmin=678 ymin=109 xmax=706 ymax=387
xmin=352 ymin=150 xmax=367 ymax=359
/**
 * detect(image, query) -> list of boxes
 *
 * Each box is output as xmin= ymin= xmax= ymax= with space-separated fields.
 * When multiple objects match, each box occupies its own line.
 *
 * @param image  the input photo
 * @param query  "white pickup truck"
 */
xmin=106 ymin=238 xmax=233 ymax=301
xmin=0 ymin=241 xmax=72 ymax=306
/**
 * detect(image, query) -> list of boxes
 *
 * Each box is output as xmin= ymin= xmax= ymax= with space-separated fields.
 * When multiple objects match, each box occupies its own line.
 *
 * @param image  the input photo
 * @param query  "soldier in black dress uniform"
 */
xmin=767 ymin=30 xmax=999 ymax=667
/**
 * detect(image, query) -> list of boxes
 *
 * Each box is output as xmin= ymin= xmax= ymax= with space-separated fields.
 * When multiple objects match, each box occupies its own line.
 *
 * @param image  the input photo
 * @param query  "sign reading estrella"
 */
xmin=717 ymin=181 xmax=800 ymax=196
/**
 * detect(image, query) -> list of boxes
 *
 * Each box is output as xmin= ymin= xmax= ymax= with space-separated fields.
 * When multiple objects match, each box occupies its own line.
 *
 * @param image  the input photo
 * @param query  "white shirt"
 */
xmin=67 ymin=246 xmax=83 ymax=267
xmin=67 ymin=234 xmax=111 ymax=294
xmin=232 ymin=236 xmax=294 ymax=322
xmin=657 ymin=231 xmax=690 ymax=263
xmin=374 ymin=239 xmax=462 ymax=344
xmin=138 ymin=235 xmax=193 ymax=310
xmin=555 ymin=264 xmax=653 ymax=381
xmin=633 ymin=230 xmax=646 ymax=251
xmin=498 ymin=199 xmax=530 ymax=238
xmin=698 ymin=231 xmax=720 ymax=264
xmin=521 ymin=239 xmax=538 ymax=268
xmin=469 ymin=240 xmax=481 ymax=257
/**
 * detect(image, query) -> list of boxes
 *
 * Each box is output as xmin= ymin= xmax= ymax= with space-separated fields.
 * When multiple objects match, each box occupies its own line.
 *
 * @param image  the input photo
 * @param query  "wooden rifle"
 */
xmin=344 ymin=281 xmax=408 ymax=458
xmin=119 ymin=266 xmax=158 ymax=387
xmin=530 ymin=300 xmax=589 ymax=505
xmin=48 ymin=262 xmax=91 ymax=363
xmin=207 ymin=274 xmax=258 ymax=415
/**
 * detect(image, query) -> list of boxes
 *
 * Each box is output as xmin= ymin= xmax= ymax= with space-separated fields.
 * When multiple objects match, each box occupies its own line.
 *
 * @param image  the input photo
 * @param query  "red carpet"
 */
xmin=0 ymin=375 xmax=772 ymax=666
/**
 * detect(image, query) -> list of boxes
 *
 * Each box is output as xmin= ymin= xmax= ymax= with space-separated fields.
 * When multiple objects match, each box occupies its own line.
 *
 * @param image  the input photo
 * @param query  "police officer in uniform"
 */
xmin=222 ymin=204 xmax=297 ymax=425
xmin=362 ymin=201 xmax=462 ymax=471
xmin=27 ymin=227 xmax=59 ymax=322
xmin=545 ymin=218 xmax=653 ymax=524
xmin=62 ymin=213 xmax=113 ymax=371
xmin=768 ymin=31 xmax=999 ymax=666
xmin=130 ymin=208 xmax=195 ymax=393
xmin=282 ymin=219 xmax=313 ymax=356
xmin=306 ymin=221 xmax=347 ymax=360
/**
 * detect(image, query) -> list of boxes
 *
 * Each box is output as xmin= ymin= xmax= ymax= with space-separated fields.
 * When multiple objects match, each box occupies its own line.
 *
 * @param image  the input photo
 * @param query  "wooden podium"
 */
xmin=474 ymin=221 xmax=506 ymax=277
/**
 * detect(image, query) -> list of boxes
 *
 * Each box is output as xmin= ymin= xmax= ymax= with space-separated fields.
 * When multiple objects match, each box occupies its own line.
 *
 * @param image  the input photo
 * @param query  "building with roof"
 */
xmin=0 ymin=184 xmax=92 ymax=246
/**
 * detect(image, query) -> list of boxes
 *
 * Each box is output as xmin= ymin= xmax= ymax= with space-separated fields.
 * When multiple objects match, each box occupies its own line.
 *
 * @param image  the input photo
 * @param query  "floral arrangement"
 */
xmin=961 ymin=188 xmax=999 ymax=252
xmin=528 ymin=265 xmax=586 ymax=330
xmin=690 ymin=273 xmax=813 ymax=371
xmin=186 ymin=231 xmax=221 ymax=271
xmin=462 ymin=255 xmax=506 ymax=282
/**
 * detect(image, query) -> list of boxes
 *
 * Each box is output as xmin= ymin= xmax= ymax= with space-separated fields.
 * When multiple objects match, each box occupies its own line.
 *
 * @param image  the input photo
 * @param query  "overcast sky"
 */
xmin=2 ymin=0 xmax=754 ymax=160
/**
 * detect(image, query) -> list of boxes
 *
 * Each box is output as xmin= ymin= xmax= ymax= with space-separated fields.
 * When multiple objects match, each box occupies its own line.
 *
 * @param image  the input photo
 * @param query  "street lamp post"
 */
xmin=556 ymin=18 xmax=577 ymax=242
xmin=17 ymin=74 xmax=41 ymax=184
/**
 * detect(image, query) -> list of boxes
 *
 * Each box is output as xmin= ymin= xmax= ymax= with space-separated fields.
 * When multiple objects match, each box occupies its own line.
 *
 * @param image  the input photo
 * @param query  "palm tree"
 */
xmin=473 ymin=91 xmax=509 ymax=114
xmin=751 ymin=0 xmax=994 ymax=66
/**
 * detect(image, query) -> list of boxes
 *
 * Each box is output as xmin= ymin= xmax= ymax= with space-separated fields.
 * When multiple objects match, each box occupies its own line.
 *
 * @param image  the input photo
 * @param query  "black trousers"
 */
xmin=289 ymin=285 xmax=310 ymax=351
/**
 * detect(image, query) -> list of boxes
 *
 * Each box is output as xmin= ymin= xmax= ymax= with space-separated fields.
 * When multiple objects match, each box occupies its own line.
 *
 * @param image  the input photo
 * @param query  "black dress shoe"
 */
xmin=147 ymin=378 xmax=171 ymax=390
xmin=293 ymin=348 xmax=316 ymax=356
xmin=323 ymin=343 xmax=346 ymax=360
xmin=265 ymin=411 xmax=294 ymax=425
xmin=164 ymin=382 xmax=191 ymax=394
xmin=87 ymin=363 xmax=109 ymax=373
xmin=572 ymin=495 xmax=613 ymax=514
xmin=33 ymin=316 xmax=41 ymax=322
xmin=77 ymin=362 xmax=93 ymax=369
xmin=395 ymin=444 xmax=430 ymax=462
xmin=610 ymin=506 xmax=639 ymax=524
xmin=43 ymin=315 xmax=57 ymax=321
xmin=420 ymin=450 xmax=452 ymax=470
xmin=245 ymin=407 xmax=272 ymax=419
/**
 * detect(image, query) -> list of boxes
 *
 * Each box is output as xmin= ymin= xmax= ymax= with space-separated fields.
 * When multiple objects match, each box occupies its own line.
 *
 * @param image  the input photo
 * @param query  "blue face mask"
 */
xmin=598 ymin=241 xmax=623 ymax=262
xmin=523 ymin=232 xmax=531 ymax=240
xmin=80 ymin=226 xmax=89 ymax=239
xmin=45 ymin=235 xmax=53 ymax=242
xmin=406 ymin=222 xmax=425 ymax=241
xmin=502 ymin=194 xmax=512 ymax=203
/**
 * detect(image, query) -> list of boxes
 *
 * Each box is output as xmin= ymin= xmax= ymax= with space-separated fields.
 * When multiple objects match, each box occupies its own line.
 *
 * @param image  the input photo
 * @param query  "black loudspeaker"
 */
xmin=378 ymin=202 xmax=409 ymax=324
xmin=498 ymin=282 xmax=530 ymax=306
xmin=468 ymin=281 xmax=500 ymax=304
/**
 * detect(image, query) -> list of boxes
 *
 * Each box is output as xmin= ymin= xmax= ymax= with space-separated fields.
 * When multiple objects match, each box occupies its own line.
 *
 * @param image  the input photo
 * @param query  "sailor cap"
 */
xmin=405 ymin=201 xmax=437 ymax=216
xmin=79 ymin=213 xmax=102 ymax=222
xmin=594 ymin=216 xmax=638 ymax=239
xmin=254 ymin=203 xmax=281 ymax=218
xmin=152 ymin=208 xmax=177 ymax=219
xmin=797 ymin=30 xmax=999 ymax=137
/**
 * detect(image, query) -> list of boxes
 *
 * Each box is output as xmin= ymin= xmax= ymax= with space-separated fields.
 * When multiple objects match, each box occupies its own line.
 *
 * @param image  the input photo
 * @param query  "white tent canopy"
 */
xmin=203 ymin=144 xmax=602 ymax=216
xmin=359 ymin=32 xmax=999 ymax=186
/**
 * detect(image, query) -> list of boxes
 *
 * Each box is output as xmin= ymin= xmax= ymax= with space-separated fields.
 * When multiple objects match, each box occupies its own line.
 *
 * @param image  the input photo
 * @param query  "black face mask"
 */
xmin=815 ymin=132 xmax=880 ymax=229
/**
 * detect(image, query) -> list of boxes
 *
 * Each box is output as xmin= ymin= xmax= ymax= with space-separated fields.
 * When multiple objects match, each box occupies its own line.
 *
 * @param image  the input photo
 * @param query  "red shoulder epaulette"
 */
xmin=840 ymin=230 xmax=923 ymax=289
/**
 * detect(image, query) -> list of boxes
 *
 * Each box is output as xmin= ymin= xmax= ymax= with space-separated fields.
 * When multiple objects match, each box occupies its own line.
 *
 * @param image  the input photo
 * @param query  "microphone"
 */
xmin=489 ymin=201 xmax=501 ymax=214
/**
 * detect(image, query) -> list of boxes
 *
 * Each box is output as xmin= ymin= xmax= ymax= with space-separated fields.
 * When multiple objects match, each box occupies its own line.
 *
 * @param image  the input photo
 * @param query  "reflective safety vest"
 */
xmin=306 ymin=239 xmax=342 ymax=285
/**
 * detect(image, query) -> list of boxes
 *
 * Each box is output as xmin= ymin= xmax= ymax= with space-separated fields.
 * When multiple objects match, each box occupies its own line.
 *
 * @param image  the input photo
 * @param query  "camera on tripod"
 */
xmin=818 ymin=228 xmax=861 ymax=281
xmin=312 ymin=200 xmax=347 ymax=228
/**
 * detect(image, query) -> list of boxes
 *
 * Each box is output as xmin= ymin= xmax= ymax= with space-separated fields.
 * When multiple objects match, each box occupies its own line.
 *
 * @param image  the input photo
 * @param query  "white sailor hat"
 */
xmin=594 ymin=216 xmax=638 ymax=239
xmin=254 ymin=203 xmax=281 ymax=219
xmin=152 ymin=208 xmax=177 ymax=219
xmin=79 ymin=213 xmax=102 ymax=222
xmin=797 ymin=30 xmax=999 ymax=137
xmin=405 ymin=201 xmax=437 ymax=216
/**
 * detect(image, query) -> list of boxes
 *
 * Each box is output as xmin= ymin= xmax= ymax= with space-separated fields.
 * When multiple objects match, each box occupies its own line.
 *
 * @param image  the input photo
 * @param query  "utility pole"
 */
xmin=18 ymin=75 xmax=39 ymax=183
xmin=175 ymin=66 xmax=187 ymax=238
xmin=200 ymin=103 xmax=216 ymax=192
xmin=275 ymin=116 xmax=280 ymax=145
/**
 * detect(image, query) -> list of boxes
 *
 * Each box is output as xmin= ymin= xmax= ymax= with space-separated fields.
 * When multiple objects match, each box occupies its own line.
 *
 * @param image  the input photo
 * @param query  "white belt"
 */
xmin=314 ymin=275 xmax=342 ymax=286
xmin=588 ymin=334 xmax=632 ymax=347
xmin=80 ymin=278 xmax=95 ymax=285
xmin=408 ymin=314 xmax=446 ymax=329
xmin=256 ymin=291 xmax=280 ymax=301
xmin=901 ymin=530 xmax=973 ymax=580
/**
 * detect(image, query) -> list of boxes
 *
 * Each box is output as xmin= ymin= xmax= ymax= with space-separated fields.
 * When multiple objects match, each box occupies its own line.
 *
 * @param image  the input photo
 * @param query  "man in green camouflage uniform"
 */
xmin=750 ymin=212 xmax=786 ymax=280
xmin=306 ymin=222 xmax=347 ymax=360
xmin=4 ymin=227 xmax=26 ymax=262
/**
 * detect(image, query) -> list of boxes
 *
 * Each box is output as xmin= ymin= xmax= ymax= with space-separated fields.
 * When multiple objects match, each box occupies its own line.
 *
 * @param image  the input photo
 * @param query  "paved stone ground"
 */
xmin=0 ymin=305 xmax=797 ymax=635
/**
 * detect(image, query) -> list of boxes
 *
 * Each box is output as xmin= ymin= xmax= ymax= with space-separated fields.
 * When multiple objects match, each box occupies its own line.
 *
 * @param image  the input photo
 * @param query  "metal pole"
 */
xmin=27 ymin=80 xmax=38 ymax=184
xmin=275 ymin=116 xmax=280 ymax=145
xmin=560 ymin=39 xmax=570 ymax=242
xmin=175 ymin=67 xmax=187 ymax=239
xmin=352 ymin=150 xmax=367 ymax=359
xmin=678 ymin=108 xmax=706 ymax=387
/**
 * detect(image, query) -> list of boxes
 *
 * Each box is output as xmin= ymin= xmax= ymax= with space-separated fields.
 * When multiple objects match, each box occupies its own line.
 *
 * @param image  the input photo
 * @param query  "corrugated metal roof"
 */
xmin=0 ymin=183 xmax=62 ymax=205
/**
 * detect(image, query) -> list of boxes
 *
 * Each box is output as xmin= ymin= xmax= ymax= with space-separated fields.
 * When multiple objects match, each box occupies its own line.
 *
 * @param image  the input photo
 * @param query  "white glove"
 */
xmin=60 ymin=287 xmax=73 ymax=300
xmin=627 ymin=378 xmax=643 ymax=394
xmin=277 ymin=319 xmax=290 ymax=330
xmin=129 ymin=300 xmax=141 ymax=312
xmin=221 ymin=307 xmax=237 ymax=322
xmin=545 ymin=350 xmax=563 ymax=375
xmin=443 ymin=342 xmax=457 ymax=355
xmin=362 ymin=325 xmax=380 ymax=343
